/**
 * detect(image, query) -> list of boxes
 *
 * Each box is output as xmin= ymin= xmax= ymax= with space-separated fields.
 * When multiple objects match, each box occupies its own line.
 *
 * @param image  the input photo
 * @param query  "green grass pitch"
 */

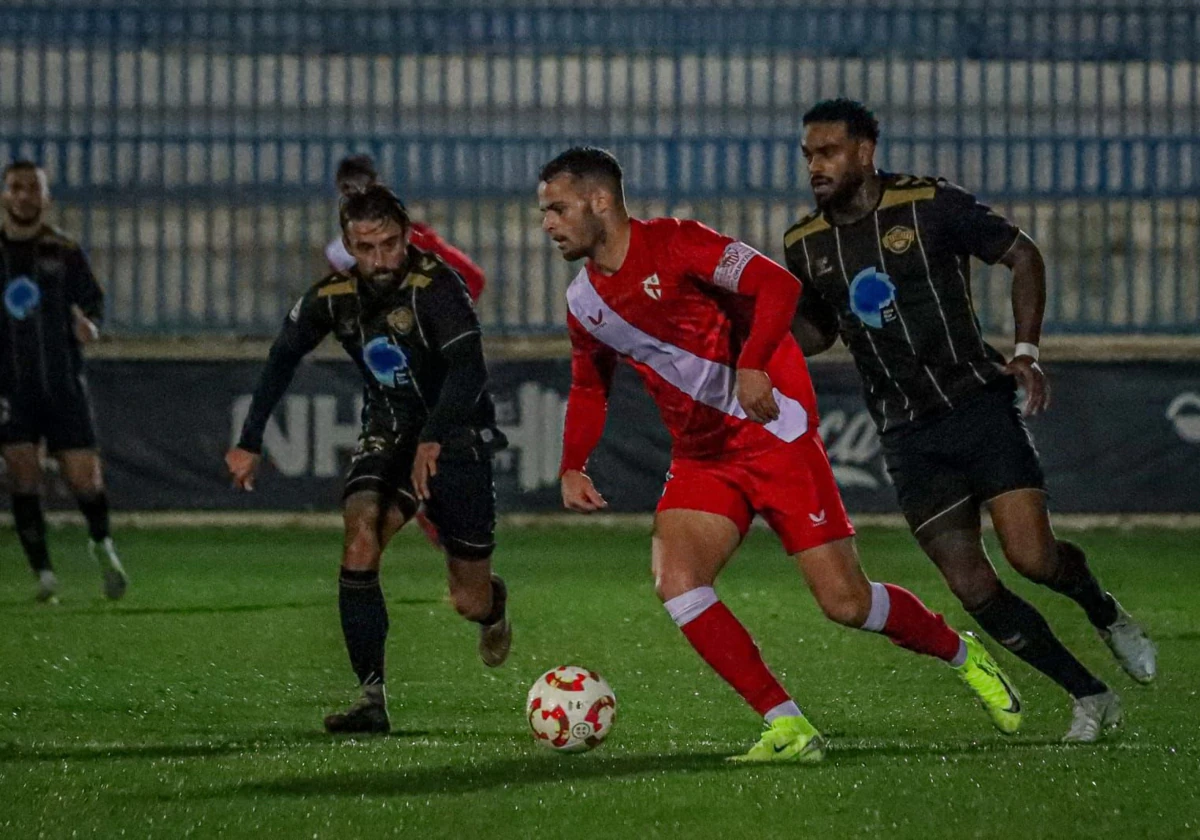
xmin=1 ymin=525 xmax=1196 ymax=838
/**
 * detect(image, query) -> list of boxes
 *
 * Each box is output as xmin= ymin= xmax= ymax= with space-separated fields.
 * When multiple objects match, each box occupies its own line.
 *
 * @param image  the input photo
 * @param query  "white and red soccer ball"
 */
xmin=526 ymin=666 xmax=616 ymax=753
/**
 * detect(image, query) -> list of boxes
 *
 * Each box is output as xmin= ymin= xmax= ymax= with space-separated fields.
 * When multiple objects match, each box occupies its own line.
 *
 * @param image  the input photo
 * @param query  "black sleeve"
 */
xmin=415 ymin=273 xmax=487 ymax=444
xmin=65 ymin=247 xmax=105 ymax=324
xmin=419 ymin=332 xmax=488 ymax=444
xmin=236 ymin=287 xmax=333 ymax=453
xmin=785 ymin=242 xmax=839 ymax=343
xmin=936 ymin=180 xmax=1022 ymax=265
xmin=795 ymin=281 xmax=840 ymax=340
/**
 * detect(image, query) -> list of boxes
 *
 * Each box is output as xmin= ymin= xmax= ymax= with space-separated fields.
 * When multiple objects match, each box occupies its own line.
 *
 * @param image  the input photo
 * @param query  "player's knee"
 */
xmin=67 ymin=477 xmax=104 ymax=497
xmin=813 ymin=579 xmax=872 ymax=627
xmin=820 ymin=591 xmax=871 ymax=627
xmin=342 ymin=508 xmax=383 ymax=570
xmin=1007 ymin=541 xmax=1058 ymax=584
xmin=653 ymin=565 xmax=708 ymax=603
xmin=929 ymin=552 xmax=1000 ymax=611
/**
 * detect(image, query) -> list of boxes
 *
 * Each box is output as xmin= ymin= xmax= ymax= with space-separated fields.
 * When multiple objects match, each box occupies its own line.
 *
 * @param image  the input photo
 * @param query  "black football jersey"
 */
xmin=785 ymin=173 xmax=1021 ymax=431
xmin=238 ymin=245 xmax=495 ymax=452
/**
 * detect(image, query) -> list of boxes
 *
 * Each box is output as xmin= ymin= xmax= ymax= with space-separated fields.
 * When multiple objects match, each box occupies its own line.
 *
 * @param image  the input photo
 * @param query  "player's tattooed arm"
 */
xmin=1000 ymin=233 xmax=1051 ymax=416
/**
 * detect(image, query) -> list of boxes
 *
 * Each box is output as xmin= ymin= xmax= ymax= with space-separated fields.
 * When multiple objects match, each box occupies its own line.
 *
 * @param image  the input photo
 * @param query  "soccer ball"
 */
xmin=526 ymin=666 xmax=617 ymax=753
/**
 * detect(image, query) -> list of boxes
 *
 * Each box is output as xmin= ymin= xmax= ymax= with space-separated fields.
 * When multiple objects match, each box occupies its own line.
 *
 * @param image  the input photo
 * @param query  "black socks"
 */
xmin=338 ymin=567 xmax=389 ymax=686
xmin=12 ymin=493 xmax=51 ymax=574
xmin=1045 ymin=540 xmax=1119 ymax=630
xmin=971 ymin=585 xmax=1108 ymax=699
xmin=74 ymin=491 xmax=111 ymax=543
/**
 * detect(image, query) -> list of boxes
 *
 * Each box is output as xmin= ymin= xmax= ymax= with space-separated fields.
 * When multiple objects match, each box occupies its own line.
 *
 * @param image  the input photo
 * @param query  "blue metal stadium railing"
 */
xmin=2 ymin=3 xmax=1197 ymax=335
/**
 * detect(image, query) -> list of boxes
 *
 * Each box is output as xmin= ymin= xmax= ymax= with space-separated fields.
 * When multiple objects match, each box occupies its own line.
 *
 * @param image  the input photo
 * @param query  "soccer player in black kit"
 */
xmin=225 ymin=185 xmax=510 ymax=734
xmin=785 ymin=99 xmax=1156 ymax=742
xmin=1 ymin=161 xmax=128 ymax=603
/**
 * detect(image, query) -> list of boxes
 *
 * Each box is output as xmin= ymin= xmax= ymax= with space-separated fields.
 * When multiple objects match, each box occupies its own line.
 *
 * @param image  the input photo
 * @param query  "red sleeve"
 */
xmin=410 ymin=222 xmax=487 ymax=302
xmin=734 ymin=256 xmax=803 ymax=370
xmin=669 ymin=219 xmax=802 ymax=371
xmin=560 ymin=313 xmax=618 ymax=475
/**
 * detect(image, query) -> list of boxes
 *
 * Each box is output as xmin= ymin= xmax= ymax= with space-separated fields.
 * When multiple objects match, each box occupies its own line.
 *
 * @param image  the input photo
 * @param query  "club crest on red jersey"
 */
xmin=642 ymin=274 xmax=662 ymax=300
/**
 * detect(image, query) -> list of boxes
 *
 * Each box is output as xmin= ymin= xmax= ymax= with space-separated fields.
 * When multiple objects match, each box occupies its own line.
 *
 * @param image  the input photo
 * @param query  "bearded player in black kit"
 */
xmin=785 ymin=99 xmax=1156 ymax=743
xmin=226 ymin=185 xmax=510 ymax=734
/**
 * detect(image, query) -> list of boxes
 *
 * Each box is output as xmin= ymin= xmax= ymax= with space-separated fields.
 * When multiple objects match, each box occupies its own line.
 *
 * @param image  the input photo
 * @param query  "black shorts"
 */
xmin=343 ymin=424 xmax=498 ymax=560
xmin=0 ymin=392 xmax=97 ymax=452
xmin=880 ymin=379 xmax=1045 ymax=535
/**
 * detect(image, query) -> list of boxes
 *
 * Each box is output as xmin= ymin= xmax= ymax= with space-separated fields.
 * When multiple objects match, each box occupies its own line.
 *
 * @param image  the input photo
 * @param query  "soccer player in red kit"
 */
xmin=538 ymin=146 xmax=1023 ymax=762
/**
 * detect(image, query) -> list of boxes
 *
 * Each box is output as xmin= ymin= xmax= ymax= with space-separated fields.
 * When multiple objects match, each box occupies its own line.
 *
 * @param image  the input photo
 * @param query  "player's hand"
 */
xmin=225 ymin=447 xmax=262 ymax=491
xmin=1004 ymin=355 xmax=1051 ymax=416
xmin=561 ymin=469 xmax=608 ymax=513
xmin=71 ymin=305 xmax=99 ymax=344
xmin=411 ymin=442 xmax=441 ymax=502
xmin=736 ymin=368 xmax=780 ymax=424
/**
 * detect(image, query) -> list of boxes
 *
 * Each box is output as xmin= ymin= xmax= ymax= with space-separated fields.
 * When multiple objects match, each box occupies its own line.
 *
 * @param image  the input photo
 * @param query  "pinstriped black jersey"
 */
xmin=784 ymin=173 xmax=1021 ymax=432
xmin=0 ymin=225 xmax=103 ymax=400
xmin=237 ymin=245 xmax=497 ymax=453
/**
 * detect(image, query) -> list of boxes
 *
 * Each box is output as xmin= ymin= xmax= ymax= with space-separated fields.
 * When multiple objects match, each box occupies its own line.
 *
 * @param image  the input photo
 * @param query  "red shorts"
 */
xmin=656 ymin=433 xmax=855 ymax=554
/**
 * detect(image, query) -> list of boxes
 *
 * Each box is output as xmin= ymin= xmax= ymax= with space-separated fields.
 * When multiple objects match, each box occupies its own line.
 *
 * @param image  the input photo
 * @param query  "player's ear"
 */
xmin=857 ymin=139 xmax=876 ymax=168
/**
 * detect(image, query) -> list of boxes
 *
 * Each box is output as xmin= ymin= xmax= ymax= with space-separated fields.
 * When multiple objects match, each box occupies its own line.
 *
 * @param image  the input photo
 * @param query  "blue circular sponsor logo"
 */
xmin=4 ymin=276 xmax=41 ymax=320
xmin=363 ymin=336 xmax=410 ymax=388
xmin=848 ymin=267 xmax=896 ymax=329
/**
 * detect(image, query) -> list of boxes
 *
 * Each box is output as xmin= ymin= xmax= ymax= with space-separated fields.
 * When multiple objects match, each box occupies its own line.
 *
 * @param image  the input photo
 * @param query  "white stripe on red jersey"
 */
xmin=564 ymin=218 xmax=818 ymax=461
xmin=568 ymin=268 xmax=808 ymax=444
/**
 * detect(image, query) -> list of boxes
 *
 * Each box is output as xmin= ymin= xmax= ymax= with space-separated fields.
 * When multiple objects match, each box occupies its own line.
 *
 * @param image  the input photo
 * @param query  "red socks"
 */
xmin=668 ymin=590 xmax=792 ymax=716
xmin=876 ymin=583 xmax=963 ymax=663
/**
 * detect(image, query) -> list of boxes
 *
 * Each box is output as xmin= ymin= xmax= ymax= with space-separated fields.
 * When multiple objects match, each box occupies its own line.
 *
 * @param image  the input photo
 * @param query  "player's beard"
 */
xmin=558 ymin=216 xmax=604 ymax=262
xmin=3 ymin=206 xmax=42 ymax=229
xmin=814 ymin=168 xmax=866 ymax=213
xmin=363 ymin=257 xmax=407 ymax=289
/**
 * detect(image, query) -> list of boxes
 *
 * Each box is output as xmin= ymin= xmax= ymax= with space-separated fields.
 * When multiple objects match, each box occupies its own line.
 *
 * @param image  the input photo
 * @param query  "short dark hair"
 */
xmin=802 ymin=98 xmax=880 ymax=143
xmin=340 ymin=184 xmax=410 ymax=233
xmin=3 ymin=160 xmax=42 ymax=180
xmin=336 ymin=154 xmax=378 ymax=184
xmin=539 ymin=146 xmax=623 ymax=193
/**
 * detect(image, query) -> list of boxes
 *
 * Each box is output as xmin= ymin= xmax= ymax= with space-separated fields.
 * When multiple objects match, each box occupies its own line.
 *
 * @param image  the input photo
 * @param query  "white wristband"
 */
xmin=1014 ymin=342 xmax=1040 ymax=362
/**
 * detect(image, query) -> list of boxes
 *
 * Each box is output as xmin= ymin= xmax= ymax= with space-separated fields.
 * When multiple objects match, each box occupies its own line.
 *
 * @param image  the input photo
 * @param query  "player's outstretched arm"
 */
xmin=227 ymin=286 xmax=332 ymax=491
xmin=559 ymin=314 xmax=616 ymax=513
xmin=999 ymin=233 xmax=1050 ymax=416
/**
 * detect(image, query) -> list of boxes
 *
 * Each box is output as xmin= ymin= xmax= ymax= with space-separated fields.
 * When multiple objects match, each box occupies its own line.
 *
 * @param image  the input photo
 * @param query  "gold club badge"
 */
xmin=882 ymin=225 xmax=916 ymax=255
xmin=387 ymin=307 xmax=415 ymax=334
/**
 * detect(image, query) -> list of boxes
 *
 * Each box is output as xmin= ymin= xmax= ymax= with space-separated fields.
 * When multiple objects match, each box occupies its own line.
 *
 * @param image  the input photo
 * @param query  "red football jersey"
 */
xmin=565 ymin=217 xmax=818 ymax=462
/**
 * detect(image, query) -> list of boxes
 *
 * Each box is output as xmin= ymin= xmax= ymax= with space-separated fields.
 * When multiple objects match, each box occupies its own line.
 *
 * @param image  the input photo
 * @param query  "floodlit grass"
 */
xmin=1 ymin=525 xmax=1195 ymax=838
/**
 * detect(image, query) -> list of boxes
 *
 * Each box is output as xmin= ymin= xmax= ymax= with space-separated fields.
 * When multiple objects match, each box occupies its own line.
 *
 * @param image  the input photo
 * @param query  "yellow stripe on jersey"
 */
xmin=317 ymin=278 xmax=357 ymax=297
xmin=878 ymin=185 xmax=936 ymax=210
xmin=784 ymin=215 xmax=830 ymax=248
xmin=404 ymin=273 xmax=434 ymax=289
